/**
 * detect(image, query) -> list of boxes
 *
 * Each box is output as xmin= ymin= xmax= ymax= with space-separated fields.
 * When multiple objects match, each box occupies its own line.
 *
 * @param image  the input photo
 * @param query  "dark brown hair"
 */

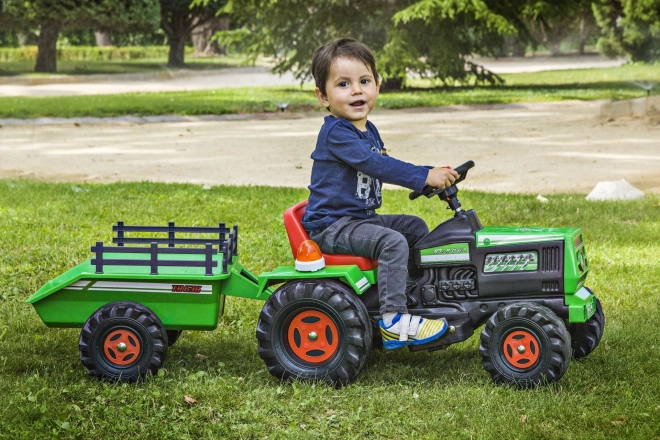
xmin=312 ymin=38 xmax=379 ymax=95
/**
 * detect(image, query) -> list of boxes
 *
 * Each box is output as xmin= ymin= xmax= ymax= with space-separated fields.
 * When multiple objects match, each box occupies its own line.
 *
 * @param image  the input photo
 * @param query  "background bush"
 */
xmin=0 ymin=45 xmax=195 ymax=62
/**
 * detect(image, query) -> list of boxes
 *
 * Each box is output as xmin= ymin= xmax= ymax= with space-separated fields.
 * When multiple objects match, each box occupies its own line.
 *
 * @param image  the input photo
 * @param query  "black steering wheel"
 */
xmin=409 ymin=160 xmax=475 ymax=200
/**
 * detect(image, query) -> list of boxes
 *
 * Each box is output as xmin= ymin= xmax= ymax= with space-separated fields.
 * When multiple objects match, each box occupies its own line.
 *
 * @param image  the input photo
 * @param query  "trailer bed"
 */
xmin=27 ymin=222 xmax=260 ymax=330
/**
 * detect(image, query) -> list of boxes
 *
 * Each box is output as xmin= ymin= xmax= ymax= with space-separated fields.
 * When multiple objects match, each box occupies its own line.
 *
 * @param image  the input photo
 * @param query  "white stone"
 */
xmin=586 ymin=179 xmax=645 ymax=201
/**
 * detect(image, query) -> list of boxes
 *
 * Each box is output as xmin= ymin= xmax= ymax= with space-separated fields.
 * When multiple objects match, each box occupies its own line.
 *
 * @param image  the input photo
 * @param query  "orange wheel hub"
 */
xmin=502 ymin=330 xmax=540 ymax=370
xmin=103 ymin=329 xmax=141 ymax=366
xmin=287 ymin=310 xmax=339 ymax=363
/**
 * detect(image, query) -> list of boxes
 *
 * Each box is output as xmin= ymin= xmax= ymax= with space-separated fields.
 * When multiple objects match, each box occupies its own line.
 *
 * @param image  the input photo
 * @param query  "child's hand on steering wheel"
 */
xmin=426 ymin=166 xmax=460 ymax=189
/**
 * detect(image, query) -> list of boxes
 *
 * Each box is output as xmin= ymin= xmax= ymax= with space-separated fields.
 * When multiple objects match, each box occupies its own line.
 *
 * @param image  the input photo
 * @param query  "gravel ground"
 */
xmin=1 ymin=100 xmax=658 ymax=195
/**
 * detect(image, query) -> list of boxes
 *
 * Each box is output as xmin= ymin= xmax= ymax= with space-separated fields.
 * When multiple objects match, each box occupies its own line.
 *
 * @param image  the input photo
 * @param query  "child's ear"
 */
xmin=315 ymin=87 xmax=330 ymax=109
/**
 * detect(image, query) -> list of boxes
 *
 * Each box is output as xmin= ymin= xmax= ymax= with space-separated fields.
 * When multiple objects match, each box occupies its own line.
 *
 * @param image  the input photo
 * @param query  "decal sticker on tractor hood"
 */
xmin=477 ymin=227 xmax=567 ymax=247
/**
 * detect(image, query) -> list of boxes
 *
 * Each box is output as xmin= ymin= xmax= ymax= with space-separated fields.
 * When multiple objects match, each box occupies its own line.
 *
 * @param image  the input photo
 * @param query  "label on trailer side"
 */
xmin=65 ymin=280 xmax=212 ymax=294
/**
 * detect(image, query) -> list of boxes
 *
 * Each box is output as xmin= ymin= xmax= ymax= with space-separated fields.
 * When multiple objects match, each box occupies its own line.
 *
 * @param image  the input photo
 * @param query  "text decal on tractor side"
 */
xmin=420 ymin=243 xmax=470 ymax=264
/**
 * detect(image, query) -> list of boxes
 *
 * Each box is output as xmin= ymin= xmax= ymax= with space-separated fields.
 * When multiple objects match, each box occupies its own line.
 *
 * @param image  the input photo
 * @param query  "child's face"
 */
xmin=315 ymin=56 xmax=380 ymax=131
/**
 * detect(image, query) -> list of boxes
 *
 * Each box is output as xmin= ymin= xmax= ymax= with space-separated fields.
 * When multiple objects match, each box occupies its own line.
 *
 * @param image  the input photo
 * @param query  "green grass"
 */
xmin=0 ymin=87 xmax=317 ymax=119
xmin=0 ymin=63 xmax=658 ymax=119
xmin=1 ymin=180 xmax=659 ymax=439
xmin=0 ymin=56 xmax=250 ymax=77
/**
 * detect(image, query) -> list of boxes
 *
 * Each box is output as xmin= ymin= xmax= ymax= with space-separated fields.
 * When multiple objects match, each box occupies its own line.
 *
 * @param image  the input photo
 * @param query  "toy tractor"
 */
xmin=256 ymin=160 xmax=604 ymax=388
xmin=27 ymin=161 xmax=603 ymax=388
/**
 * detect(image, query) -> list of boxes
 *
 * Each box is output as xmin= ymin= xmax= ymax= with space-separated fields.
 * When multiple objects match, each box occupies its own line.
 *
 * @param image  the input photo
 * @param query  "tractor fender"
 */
xmin=255 ymin=265 xmax=376 ymax=300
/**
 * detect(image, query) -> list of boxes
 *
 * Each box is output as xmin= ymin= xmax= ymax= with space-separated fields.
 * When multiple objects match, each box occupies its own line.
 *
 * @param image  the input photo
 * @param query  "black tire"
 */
xmin=479 ymin=302 xmax=571 ymax=388
xmin=568 ymin=296 xmax=605 ymax=360
xmin=166 ymin=330 xmax=183 ymax=347
xmin=256 ymin=280 xmax=372 ymax=387
xmin=371 ymin=322 xmax=384 ymax=349
xmin=79 ymin=302 xmax=168 ymax=382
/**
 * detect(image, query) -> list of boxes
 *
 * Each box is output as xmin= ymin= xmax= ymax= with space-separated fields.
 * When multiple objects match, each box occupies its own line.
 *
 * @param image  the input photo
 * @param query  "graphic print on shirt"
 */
xmin=355 ymin=171 xmax=372 ymax=199
xmin=354 ymin=137 xmax=383 ymax=208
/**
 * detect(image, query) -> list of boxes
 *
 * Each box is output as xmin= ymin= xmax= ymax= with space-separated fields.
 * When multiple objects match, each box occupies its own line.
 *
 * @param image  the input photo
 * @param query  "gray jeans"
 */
xmin=309 ymin=215 xmax=429 ymax=315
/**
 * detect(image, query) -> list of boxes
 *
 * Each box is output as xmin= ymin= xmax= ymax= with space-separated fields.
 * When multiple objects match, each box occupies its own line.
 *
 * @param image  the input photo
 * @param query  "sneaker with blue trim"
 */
xmin=379 ymin=313 xmax=448 ymax=350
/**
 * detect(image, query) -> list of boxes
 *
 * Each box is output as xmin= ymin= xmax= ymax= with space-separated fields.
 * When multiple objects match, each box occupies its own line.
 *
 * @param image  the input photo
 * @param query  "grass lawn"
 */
xmin=0 ymin=63 xmax=658 ymax=119
xmin=1 ymin=180 xmax=659 ymax=439
xmin=0 ymin=56 xmax=250 ymax=77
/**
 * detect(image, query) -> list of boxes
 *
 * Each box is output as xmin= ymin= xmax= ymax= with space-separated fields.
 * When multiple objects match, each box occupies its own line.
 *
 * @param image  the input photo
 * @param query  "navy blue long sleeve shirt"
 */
xmin=302 ymin=116 xmax=430 ymax=232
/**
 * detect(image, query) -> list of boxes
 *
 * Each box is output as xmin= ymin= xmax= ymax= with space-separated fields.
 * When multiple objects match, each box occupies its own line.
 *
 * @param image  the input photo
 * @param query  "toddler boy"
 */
xmin=302 ymin=38 xmax=458 ymax=349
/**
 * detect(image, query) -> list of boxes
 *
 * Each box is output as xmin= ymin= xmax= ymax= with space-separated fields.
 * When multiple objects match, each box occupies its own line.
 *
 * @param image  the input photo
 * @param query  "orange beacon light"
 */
xmin=295 ymin=240 xmax=326 ymax=272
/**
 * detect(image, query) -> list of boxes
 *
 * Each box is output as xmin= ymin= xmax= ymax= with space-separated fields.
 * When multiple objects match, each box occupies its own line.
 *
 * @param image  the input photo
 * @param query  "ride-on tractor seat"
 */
xmin=283 ymin=200 xmax=378 ymax=271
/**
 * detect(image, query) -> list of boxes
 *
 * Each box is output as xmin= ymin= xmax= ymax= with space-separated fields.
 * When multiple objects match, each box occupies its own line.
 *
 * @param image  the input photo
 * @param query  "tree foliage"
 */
xmin=593 ymin=0 xmax=660 ymax=62
xmin=514 ymin=0 xmax=597 ymax=55
xmin=385 ymin=0 xmax=519 ymax=85
xmin=2 ymin=0 xmax=160 ymax=32
xmin=211 ymin=0 xmax=402 ymax=84
xmin=0 ymin=1 xmax=10 ymax=28
xmin=212 ymin=0 xmax=605 ymax=88
xmin=214 ymin=0 xmax=515 ymax=86
xmin=2 ymin=0 xmax=160 ymax=72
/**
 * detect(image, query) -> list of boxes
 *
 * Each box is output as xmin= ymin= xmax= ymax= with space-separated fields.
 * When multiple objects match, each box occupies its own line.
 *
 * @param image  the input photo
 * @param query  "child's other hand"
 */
xmin=425 ymin=167 xmax=460 ymax=189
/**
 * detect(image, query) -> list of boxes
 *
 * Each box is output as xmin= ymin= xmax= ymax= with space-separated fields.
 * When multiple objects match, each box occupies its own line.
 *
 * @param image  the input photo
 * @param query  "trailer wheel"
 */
xmin=568 ymin=296 xmax=605 ymax=359
xmin=166 ymin=330 xmax=183 ymax=347
xmin=79 ymin=302 xmax=168 ymax=382
xmin=479 ymin=302 xmax=571 ymax=388
xmin=257 ymin=280 xmax=372 ymax=387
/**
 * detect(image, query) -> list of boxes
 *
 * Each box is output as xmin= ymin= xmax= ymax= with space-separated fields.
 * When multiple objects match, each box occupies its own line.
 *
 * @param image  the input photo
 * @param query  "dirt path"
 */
xmin=1 ymin=101 xmax=658 ymax=195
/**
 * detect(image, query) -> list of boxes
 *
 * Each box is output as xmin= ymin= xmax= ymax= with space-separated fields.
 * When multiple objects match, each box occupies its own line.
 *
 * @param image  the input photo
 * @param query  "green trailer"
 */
xmin=27 ymin=222 xmax=272 ymax=381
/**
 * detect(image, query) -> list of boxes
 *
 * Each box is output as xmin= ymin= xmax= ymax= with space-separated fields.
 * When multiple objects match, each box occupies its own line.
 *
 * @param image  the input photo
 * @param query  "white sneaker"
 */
xmin=379 ymin=313 xmax=448 ymax=349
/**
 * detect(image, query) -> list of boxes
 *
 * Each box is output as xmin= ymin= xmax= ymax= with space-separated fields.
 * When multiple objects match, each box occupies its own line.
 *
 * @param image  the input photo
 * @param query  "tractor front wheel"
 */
xmin=257 ymin=280 xmax=372 ymax=387
xmin=479 ymin=302 xmax=571 ymax=388
xmin=568 ymin=296 xmax=605 ymax=359
xmin=79 ymin=302 xmax=168 ymax=381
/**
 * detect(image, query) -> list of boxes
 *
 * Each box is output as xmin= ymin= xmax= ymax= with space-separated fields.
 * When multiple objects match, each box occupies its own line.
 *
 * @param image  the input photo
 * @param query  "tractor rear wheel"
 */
xmin=79 ymin=302 xmax=168 ymax=382
xmin=257 ymin=280 xmax=372 ymax=387
xmin=479 ymin=302 xmax=571 ymax=388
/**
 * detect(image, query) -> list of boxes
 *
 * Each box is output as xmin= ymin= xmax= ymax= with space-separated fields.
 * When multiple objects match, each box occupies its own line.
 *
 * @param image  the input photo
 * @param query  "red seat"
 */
xmin=283 ymin=200 xmax=378 ymax=271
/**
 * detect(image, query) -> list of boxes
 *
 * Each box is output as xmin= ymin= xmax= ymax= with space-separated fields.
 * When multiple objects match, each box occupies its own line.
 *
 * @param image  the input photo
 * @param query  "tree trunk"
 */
xmin=380 ymin=77 xmax=403 ymax=90
xmin=94 ymin=30 xmax=113 ymax=47
xmin=35 ymin=21 xmax=60 ymax=73
xmin=165 ymin=14 xmax=189 ymax=67
xmin=168 ymin=33 xmax=187 ymax=67
xmin=16 ymin=32 xmax=29 ymax=47
xmin=511 ymin=37 xmax=526 ymax=57
xmin=538 ymin=21 xmax=562 ymax=57
xmin=16 ymin=31 xmax=38 ymax=46
xmin=216 ymin=15 xmax=229 ymax=55
xmin=549 ymin=41 xmax=561 ymax=57
xmin=191 ymin=15 xmax=229 ymax=56
xmin=578 ymin=13 xmax=589 ymax=55
xmin=191 ymin=17 xmax=211 ymax=54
